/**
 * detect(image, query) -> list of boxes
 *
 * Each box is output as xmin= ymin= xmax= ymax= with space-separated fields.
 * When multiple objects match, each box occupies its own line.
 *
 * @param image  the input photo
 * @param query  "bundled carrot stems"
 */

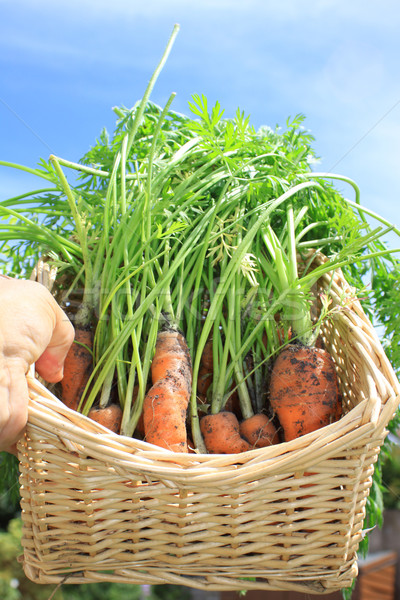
xmin=1 ymin=25 xmax=399 ymax=454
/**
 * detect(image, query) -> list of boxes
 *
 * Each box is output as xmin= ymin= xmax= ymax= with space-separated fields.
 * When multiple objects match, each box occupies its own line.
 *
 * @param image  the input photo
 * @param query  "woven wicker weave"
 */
xmin=17 ymin=260 xmax=400 ymax=594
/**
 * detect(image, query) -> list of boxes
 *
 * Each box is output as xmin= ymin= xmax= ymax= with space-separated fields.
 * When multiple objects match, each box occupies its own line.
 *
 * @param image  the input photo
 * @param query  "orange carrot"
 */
xmin=335 ymin=393 xmax=343 ymax=421
xmin=269 ymin=344 xmax=339 ymax=442
xmin=200 ymin=411 xmax=251 ymax=454
xmin=143 ymin=328 xmax=192 ymax=453
xmin=150 ymin=329 xmax=192 ymax=385
xmin=239 ymin=413 xmax=279 ymax=448
xmin=61 ymin=328 xmax=93 ymax=411
xmin=88 ymin=404 xmax=123 ymax=434
xmin=143 ymin=378 xmax=189 ymax=452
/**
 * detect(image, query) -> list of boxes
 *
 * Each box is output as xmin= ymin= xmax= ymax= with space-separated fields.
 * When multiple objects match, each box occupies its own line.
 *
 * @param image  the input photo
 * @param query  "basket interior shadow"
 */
xmin=18 ymin=258 xmax=400 ymax=595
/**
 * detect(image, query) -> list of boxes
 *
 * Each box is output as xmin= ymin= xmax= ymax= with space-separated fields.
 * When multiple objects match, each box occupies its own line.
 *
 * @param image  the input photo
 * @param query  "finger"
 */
xmin=35 ymin=306 xmax=75 ymax=383
xmin=3 ymin=443 xmax=18 ymax=456
xmin=0 ymin=359 xmax=29 ymax=452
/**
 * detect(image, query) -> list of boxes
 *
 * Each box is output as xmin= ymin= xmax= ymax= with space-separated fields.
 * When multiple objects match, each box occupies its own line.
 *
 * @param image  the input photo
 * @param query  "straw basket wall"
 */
xmin=17 ymin=261 xmax=400 ymax=595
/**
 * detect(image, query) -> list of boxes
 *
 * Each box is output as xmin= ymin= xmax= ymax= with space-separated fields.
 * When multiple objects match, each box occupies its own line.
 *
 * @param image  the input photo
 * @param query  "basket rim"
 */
xmin=24 ymin=373 xmax=399 ymax=484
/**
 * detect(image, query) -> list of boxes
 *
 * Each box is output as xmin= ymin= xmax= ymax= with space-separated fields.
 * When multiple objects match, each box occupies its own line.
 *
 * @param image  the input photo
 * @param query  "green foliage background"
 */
xmin=0 ymin=517 xmax=190 ymax=600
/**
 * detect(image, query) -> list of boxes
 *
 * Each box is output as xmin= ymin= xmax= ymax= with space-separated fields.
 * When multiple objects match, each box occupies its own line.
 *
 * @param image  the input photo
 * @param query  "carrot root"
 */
xmin=150 ymin=330 xmax=192 ymax=389
xmin=60 ymin=328 xmax=93 ymax=411
xmin=88 ymin=404 xmax=123 ymax=434
xmin=239 ymin=413 xmax=279 ymax=448
xmin=143 ymin=378 xmax=189 ymax=452
xmin=269 ymin=344 xmax=339 ymax=442
xmin=143 ymin=329 xmax=192 ymax=453
xmin=200 ymin=411 xmax=251 ymax=454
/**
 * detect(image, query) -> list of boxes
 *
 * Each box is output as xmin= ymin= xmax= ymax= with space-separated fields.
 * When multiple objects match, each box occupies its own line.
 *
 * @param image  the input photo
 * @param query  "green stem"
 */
xmin=48 ymin=156 xmax=111 ymax=179
xmin=232 ymin=270 xmax=253 ymax=419
xmin=0 ymin=207 xmax=80 ymax=259
xmin=285 ymin=200 xmax=313 ymax=344
xmin=211 ymin=258 xmax=231 ymax=413
xmin=0 ymin=160 xmax=55 ymax=182
xmin=50 ymin=155 xmax=94 ymax=327
xmin=0 ymin=188 xmax=59 ymax=206
xmin=301 ymin=172 xmax=360 ymax=205
xmin=125 ymin=24 xmax=180 ymax=156
xmin=191 ymin=181 xmax=320 ymax=409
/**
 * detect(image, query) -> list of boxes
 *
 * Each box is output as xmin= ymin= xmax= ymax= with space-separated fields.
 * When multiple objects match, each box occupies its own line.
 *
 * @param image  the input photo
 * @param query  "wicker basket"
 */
xmin=17 ymin=261 xmax=400 ymax=595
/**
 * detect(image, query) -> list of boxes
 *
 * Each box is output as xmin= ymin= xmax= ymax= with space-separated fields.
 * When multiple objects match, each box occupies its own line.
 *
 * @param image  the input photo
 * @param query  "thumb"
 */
xmin=35 ymin=310 xmax=75 ymax=383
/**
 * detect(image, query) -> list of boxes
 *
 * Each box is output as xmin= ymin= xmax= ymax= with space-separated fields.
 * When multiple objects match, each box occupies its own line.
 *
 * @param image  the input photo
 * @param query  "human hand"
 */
xmin=0 ymin=277 xmax=74 ymax=453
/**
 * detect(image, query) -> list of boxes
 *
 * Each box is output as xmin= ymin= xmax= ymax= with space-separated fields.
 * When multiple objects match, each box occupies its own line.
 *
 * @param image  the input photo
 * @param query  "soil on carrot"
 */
xmin=143 ymin=329 xmax=192 ymax=452
xmin=269 ymin=344 xmax=340 ymax=442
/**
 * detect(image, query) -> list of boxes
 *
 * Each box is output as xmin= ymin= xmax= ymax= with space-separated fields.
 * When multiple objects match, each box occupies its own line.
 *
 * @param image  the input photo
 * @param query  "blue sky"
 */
xmin=1 ymin=0 xmax=400 ymax=250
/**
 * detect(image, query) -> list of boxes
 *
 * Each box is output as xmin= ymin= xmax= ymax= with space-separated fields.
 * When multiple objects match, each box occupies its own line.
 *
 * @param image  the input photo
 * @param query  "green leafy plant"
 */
xmin=2 ymin=60 xmax=399 ymax=446
xmin=0 ymin=517 xmax=190 ymax=600
xmin=1 ymin=59 xmax=399 ymax=443
xmin=0 ymin=518 xmax=63 ymax=600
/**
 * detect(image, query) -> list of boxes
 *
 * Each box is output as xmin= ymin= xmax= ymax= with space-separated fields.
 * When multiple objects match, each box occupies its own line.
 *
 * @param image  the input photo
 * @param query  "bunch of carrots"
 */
xmin=1 ymin=26 xmax=398 ymax=455
xmin=57 ymin=191 xmax=345 ymax=454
